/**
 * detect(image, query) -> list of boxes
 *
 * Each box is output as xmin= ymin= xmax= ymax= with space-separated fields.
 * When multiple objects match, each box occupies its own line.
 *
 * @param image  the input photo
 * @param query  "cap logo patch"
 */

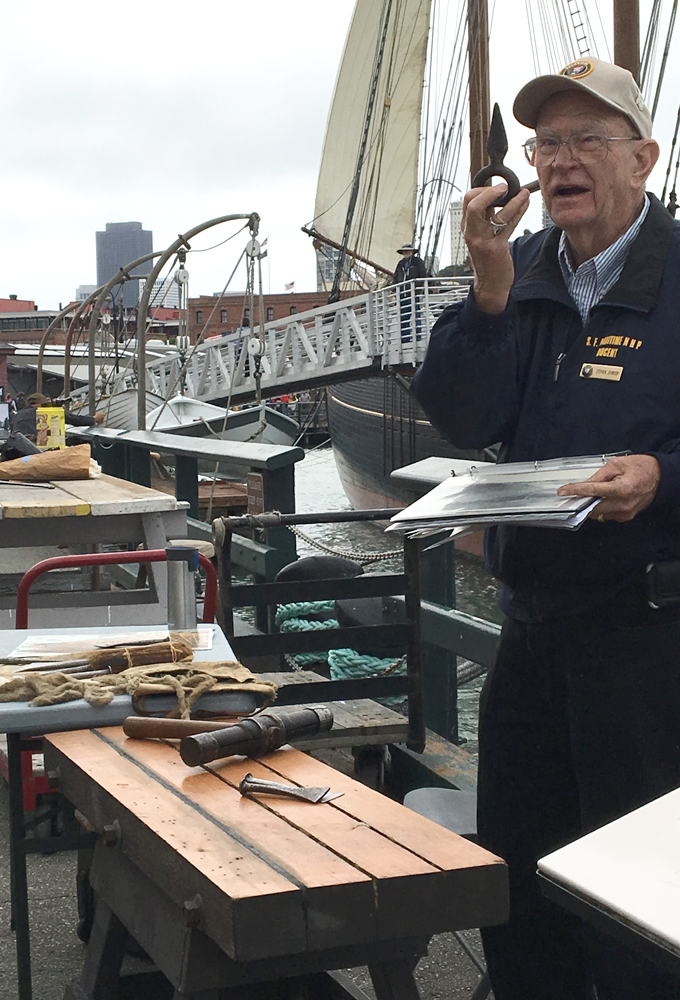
xmin=559 ymin=60 xmax=594 ymax=79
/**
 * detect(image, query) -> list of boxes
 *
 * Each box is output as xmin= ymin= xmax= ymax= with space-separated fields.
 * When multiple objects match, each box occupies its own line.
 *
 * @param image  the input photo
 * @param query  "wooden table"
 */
xmin=44 ymin=728 xmax=508 ymax=999
xmin=0 ymin=474 xmax=187 ymax=628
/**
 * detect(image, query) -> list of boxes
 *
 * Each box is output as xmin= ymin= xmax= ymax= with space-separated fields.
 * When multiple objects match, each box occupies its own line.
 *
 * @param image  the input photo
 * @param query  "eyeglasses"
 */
xmin=523 ymin=132 xmax=639 ymax=166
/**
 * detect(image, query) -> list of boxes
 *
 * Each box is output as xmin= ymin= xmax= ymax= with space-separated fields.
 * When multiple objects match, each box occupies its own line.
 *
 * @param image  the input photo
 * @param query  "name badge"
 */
xmin=580 ymin=363 xmax=623 ymax=382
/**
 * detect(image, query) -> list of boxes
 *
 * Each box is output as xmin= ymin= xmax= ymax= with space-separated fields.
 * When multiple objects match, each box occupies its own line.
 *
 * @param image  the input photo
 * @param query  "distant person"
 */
xmin=392 ymin=242 xmax=428 ymax=341
xmin=15 ymin=392 xmax=26 ymax=411
xmin=391 ymin=242 xmax=428 ymax=285
xmin=5 ymin=395 xmax=17 ymax=415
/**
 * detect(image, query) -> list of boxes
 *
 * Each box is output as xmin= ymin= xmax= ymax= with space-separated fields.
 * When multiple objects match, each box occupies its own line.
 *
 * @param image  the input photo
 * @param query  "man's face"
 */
xmin=535 ymin=91 xmax=641 ymax=236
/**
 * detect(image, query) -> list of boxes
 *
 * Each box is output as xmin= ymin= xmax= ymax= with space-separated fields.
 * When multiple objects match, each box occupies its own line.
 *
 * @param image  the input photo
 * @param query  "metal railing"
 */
xmin=68 ymin=277 xmax=472 ymax=412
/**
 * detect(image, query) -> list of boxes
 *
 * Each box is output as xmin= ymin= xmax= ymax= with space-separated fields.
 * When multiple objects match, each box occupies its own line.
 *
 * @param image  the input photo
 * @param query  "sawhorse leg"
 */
xmin=63 ymin=898 xmax=128 ymax=1000
xmin=7 ymin=732 xmax=33 ymax=1000
xmin=368 ymin=959 xmax=421 ymax=1000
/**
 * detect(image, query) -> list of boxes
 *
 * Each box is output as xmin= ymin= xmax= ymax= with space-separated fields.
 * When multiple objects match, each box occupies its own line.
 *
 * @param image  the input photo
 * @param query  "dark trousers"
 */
xmin=477 ymin=582 xmax=680 ymax=1000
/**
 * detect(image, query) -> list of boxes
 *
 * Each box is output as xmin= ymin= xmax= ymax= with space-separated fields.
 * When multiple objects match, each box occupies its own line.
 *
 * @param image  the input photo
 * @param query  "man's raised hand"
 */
xmin=462 ymin=182 xmax=530 ymax=314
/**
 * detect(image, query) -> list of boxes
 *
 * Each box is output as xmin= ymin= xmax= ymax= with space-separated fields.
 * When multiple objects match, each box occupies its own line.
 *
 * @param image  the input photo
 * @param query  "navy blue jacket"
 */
xmin=412 ymin=194 xmax=680 ymax=620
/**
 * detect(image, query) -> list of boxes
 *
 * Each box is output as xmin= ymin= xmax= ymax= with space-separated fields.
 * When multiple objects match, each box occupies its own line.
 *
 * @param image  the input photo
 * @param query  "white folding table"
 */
xmin=539 ymin=786 xmax=680 ymax=976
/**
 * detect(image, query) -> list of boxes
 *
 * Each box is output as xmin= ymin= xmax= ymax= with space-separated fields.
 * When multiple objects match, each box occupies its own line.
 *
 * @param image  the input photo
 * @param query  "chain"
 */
xmin=288 ymin=525 xmax=402 ymax=564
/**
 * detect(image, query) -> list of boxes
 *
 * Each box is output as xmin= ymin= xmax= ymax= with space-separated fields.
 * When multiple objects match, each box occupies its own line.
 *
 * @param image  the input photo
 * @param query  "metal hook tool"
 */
xmin=239 ymin=773 xmax=344 ymax=804
xmin=471 ymin=103 xmax=522 ymax=208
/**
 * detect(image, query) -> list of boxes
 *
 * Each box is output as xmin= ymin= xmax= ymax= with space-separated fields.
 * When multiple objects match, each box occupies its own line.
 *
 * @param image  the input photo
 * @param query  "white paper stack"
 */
xmin=385 ymin=454 xmax=615 ymax=538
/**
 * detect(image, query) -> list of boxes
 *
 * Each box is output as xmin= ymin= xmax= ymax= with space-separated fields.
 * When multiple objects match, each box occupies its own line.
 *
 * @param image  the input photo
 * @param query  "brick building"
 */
xmin=188 ymin=290 xmax=336 ymax=343
xmin=0 ymin=296 xmax=36 ymax=313
xmin=0 ymin=309 xmax=65 ymax=345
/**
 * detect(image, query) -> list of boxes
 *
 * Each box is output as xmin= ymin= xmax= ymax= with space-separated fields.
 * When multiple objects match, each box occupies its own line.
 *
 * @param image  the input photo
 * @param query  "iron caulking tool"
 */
xmin=471 ymin=102 xmax=523 ymax=207
xmin=179 ymin=705 xmax=334 ymax=767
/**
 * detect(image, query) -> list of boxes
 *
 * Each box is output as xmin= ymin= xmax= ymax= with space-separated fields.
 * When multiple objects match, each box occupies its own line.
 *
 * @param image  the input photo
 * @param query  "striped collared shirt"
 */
xmin=558 ymin=194 xmax=650 ymax=322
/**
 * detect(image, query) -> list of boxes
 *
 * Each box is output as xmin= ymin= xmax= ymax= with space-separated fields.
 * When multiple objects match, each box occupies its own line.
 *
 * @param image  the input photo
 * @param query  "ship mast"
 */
xmin=468 ymin=0 xmax=490 ymax=182
xmin=614 ymin=0 xmax=640 ymax=79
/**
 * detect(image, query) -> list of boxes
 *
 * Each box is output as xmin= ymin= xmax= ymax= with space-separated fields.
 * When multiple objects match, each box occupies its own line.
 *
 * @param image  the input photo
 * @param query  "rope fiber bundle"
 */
xmin=277 ymin=601 xmax=406 ymax=705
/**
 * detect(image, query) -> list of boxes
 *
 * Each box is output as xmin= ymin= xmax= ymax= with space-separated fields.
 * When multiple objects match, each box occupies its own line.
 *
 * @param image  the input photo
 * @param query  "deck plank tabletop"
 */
xmin=0 ymin=474 xmax=179 ymax=520
xmin=44 ymin=726 xmax=508 ymax=967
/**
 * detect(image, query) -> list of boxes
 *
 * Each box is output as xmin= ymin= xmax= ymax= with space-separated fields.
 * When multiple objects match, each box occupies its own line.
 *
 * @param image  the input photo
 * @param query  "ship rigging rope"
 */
xmin=70 ymin=253 xmax=186 ymax=415
xmin=661 ymin=104 xmax=680 ymax=204
xmin=417 ymin=0 xmax=470 ymax=260
xmin=640 ymin=0 xmax=663 ymax=100
xmin=147 ymin=245 xmax=248 ymax=431
xmin=87 ymin=250 xmax=184 ymax=408
xmin=650 ymin=0 xmax=679 ymax=122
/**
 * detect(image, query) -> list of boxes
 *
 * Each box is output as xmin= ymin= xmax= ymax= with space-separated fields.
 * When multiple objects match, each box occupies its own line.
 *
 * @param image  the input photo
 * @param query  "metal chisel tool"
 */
xmin=238 ymin=773 xmax=343 ymax=804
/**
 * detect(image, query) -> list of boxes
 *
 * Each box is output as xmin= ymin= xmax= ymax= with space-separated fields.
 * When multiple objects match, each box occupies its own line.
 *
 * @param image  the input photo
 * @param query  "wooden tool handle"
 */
xmin=123 ymin=717 xmax=236 ymax=739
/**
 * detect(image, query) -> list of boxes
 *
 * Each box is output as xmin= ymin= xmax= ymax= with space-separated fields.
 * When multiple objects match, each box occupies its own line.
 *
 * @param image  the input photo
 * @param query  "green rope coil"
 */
xmin=276 ymin=602 xmax=406 ymax=704
xmin=274 ymin=601 xmax=335 ymax=626
xmin=328 ymin=648 xmax=406 ymax=707
xmin=279 ymin=618 xmax=340 ymax=633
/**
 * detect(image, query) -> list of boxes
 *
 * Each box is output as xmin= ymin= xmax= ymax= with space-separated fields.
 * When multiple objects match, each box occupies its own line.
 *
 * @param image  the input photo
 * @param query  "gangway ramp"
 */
xmin=142 ymin=278 xmax=470 ymax=406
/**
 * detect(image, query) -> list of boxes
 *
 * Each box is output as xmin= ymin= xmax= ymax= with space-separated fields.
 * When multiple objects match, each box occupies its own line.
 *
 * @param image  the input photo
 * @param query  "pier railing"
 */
xmin=68 ymin=277 xmax=472 ymax=412
xmin=68 ymin=426 xmax=499 ymax=748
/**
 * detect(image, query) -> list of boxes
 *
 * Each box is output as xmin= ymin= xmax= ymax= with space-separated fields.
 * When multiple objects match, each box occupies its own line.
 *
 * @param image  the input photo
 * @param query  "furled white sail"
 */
xmin=313 ymin=0 xmax=431 ymax=275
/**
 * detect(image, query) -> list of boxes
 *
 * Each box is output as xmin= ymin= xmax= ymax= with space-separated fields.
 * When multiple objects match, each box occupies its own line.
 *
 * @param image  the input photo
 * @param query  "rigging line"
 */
xmin=88 ymin=255 xmax=181 ymax=413
xmin=420 ymin=1 xmax=465 ymax=184
xmin=670 ymin=126 xmax=680 ymax=204
xmin=420 ymin=7 xmax=467 ymax=233
xmin=349 ymin=0 xmax=426 ymax=263
xmin=581 ymin=1 xmax=600 ymax=57
xmin=351 ymin=1 xmax=404 ymax=260
xmin=651 ymin=0 xmax=679 ymax=122
xmin=559 ymin=0 xmax=576 ymax=63
xmin=525 ymin=0 xmax=542 ymax=75
xmin=311 ymin=4 xmax=418 ymax=234
xmin=136 ymin=254 xmax=186 ymax=363
xmin=537 ymin=0 xmax=560 ymax=71
xmin=661 ymin=104 xmax=680 ymax=202
xmin=419 ymin=0 xmax=463 ymax=182
xmin=640 ymin=0 xmax=663 ymax=96
xmin=565 ymin=0 xmax=588 ymax=58
xmin=590 ymin=0 xmax=611 ymax=61
xmin=329 ymin=0 xmax=394 ymax=302
xmin=546 ymin=0 xmax=568 ymax=67
xmin=188 ymin=223 xmax=249 ymax=253
xmin=342 ymin=2 xmax=399 ymax=255
xmin=147 ymin=247 xmax=247 ymax=430
xmin=555 ymin=0 xmax=575 ymax=64
xmin=420 ymin=0 xmax=442 ymax=205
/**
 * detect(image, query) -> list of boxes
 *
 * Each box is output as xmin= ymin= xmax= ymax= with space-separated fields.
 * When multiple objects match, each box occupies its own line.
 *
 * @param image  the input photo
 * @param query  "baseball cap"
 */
xmin=513 ymin=57 xmax=652 ymax=139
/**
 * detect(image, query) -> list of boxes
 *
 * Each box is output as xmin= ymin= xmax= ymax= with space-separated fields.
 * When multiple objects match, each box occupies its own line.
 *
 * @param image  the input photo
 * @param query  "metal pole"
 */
xmin=63 ymin=298 xmax=95 ymax=397
xmin=614 ymin=0 xmax=640 ymax=81
xmin=87 ymin=250 xmax=165 ymax=416
xmin=7 ymin=733 xmax=32 ymax=999
xmin=468 ymin=0 xmax=490 ymax=182
xmin=136 ymin=213 xmax=260 ymax=430
xmin=36 ymin=303 xmax=80 ymax=395
xmin=216 ymin=508 xmax=403 ymax=530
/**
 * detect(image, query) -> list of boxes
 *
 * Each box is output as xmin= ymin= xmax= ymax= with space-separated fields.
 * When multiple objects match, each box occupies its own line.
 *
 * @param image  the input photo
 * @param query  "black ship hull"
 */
xmin=327 ymin=377 xmax=491 ymax=554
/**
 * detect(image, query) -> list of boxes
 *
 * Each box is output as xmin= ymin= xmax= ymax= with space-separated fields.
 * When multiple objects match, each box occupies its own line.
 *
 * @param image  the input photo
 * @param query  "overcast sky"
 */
xmin=2 ymin=1 xmax=677 ymax=309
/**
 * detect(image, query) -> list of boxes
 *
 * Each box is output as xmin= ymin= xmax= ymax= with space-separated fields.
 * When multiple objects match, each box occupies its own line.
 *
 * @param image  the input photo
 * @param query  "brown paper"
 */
xmin=0 ymin=443 xmax=92 ymax=481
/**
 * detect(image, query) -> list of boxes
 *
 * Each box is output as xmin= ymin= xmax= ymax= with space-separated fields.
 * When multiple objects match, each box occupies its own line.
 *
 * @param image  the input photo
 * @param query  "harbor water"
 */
xmin=292 ymin=445 xmax=503 ymax=757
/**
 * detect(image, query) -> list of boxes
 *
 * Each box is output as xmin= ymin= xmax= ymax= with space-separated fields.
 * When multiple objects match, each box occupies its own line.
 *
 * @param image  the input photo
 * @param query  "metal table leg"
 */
xmin=7 ymin=732 xmax=32 ymax=1000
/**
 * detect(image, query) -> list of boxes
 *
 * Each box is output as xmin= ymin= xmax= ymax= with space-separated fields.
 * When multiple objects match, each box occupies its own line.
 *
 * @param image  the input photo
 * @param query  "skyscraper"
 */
xmin=96 ymin=221 xmax=153 ymax=310
xmin=541 ymin=198 xmax=554 ymax=230
xmin=450 ymin=200 xmax=467 ymax=268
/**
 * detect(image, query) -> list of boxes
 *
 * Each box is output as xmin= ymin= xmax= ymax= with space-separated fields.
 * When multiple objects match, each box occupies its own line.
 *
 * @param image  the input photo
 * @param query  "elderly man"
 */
xmin=413 ymin=59 xmax=680 ymax=1000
